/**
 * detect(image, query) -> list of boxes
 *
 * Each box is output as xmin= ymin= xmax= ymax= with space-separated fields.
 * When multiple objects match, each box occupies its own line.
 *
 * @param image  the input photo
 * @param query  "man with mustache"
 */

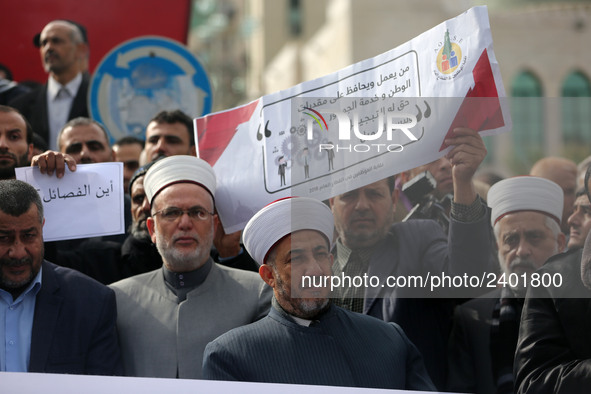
xmin=0 ymin=106 xmax=33 ymax=180
xmin=109 ymin=155 xmax=271 ymax=379
xmin=30 ymin=117 xmax=126 ymax=285
xmin=0 ymin=179 xmax=121 ymax=374
xmin=56 ymin=117 xmax=115 ymax=165
xmin=143 ymin=110 xmax=196 ymax=163
xmin=203 ymin=197 xmax=435 ymax=390
xmin=120 ymin=157 xmax=258 ymax=278
xmin=328 ymin=127 xmax=493 ymax=389
xmin=31 ymin=118 xmax=115 ymax=178
xmin=9 ymin=20 xmax=89 ymax=150
xmin=447 ymin=176 xmax=566 ymax=394
xmin=129 ymin=110 xmax=257 ymax=273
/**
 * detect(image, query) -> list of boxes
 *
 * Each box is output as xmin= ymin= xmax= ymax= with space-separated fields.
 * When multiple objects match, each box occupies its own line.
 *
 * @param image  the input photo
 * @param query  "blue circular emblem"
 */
xmin=89 ymin=36 xmax=212 ymax=143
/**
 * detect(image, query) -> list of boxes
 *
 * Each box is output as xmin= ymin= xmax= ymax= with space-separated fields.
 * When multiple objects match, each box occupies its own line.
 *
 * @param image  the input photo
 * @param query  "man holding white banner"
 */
xmin=195 ymin=6 xmax=507 ymax=389
xmin=28 ymin=117 xmax=126 ymax=285
xmin=194 ymin=6 xmax=511 ymax=234
xmin=329 ymin=126 xmax=493 ymax=389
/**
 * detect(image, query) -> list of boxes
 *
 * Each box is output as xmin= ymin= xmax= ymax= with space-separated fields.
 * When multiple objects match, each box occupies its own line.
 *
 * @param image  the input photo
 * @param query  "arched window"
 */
xmin=562 ymin=71 xmax=591 ymax=162
xmin=510 ymin=71 xmax=544 ymax=172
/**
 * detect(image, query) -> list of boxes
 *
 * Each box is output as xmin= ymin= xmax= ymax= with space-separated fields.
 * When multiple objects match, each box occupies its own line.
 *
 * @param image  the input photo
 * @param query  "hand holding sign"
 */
xmin=31 ymin=150 xmax=77 ymax=178
xmin=195 ymin=6 xmax=511 ymax=232
xmin=15 ymin=163 xmax=125 ymax=242
xmin=444 ymin=127 xmax=487 ymax=205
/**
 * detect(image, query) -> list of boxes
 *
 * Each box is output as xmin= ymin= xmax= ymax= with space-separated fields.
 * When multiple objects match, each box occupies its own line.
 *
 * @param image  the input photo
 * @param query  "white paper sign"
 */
xmin=195 ymin=6 xmax=511 ymax=232
xmin=15 ymin=163 xmax=125 ymax=242
xmin=0 ymin=372 xmax=441 ymax=394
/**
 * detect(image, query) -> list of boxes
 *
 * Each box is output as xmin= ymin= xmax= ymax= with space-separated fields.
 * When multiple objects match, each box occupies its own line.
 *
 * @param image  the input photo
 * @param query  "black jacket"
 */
xmin=515 ymin=248 xmax=591 ymax=394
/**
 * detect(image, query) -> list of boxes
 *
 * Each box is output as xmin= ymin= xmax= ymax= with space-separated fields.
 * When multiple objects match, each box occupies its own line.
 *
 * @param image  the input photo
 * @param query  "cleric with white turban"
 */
xmin=202 ymin=197 xmax=436 ymax=390
xmin=487 ymin=175 xmax=564 ymax=227
xmin=144 ymin=155 xmax=216 ymax=205
xmin=243 ymin=196 xmax=335 ymax=266
xmin=109 ymin=154 xmax=272 ymax=381
xmin=487 ymin=175 xmax=566 ymax=295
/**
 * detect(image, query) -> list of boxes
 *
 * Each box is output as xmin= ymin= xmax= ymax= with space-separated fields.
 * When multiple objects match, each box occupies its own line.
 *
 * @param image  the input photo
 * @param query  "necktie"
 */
xmin=56 ymin=87 xmax=71 ymax=100
xmin=333 ymin=251 xmax=366 ymax=313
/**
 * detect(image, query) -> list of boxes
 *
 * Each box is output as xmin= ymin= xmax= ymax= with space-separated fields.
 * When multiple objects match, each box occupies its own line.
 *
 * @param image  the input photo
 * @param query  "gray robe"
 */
xmin=109 ymin=263 xmax=271 ymax=379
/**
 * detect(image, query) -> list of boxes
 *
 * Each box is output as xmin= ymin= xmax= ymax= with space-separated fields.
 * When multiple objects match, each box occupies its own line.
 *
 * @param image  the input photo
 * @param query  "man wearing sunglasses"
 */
xmin=109 ymin=155 xmax=271 ymax=379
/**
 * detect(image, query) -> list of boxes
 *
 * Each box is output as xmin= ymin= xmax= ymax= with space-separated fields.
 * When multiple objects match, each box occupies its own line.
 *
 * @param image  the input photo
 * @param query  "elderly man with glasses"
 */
xmin=109 ymin=155 xmax=271 ymax=379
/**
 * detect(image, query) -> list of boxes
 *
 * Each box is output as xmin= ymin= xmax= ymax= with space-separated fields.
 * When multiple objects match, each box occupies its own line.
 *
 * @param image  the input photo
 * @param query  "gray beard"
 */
xmin=273 ymin=266 xmax=330 ymax=319
xmin=129 ymin=219 xmax=150 ymax=241
xmin=155 ymin=231 xmax=211 ymax=272
xmin=498 ymin=244 xmax=558 ymax=295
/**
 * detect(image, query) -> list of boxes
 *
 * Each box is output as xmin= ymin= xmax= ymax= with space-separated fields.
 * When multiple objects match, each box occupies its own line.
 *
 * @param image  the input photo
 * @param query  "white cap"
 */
xmin=144 ymin=155 xmax=216 ymax=205
xmin=243 ymin=197 xmax=335 ymax=265
xmin=487 ymin=176 xmax=563 ymax=226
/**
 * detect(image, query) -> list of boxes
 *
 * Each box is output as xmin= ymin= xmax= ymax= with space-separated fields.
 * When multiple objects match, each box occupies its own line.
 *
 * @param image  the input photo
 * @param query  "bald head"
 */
xmin=41 ymin=21 xmax=84 ymax=44
xmin=530 ymin=157 xmax=577 ymax=233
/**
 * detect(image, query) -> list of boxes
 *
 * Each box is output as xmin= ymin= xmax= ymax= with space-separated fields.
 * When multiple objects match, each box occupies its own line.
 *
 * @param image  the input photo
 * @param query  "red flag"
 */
xmin=196 ymin=99 xmax=260 ymax=166
xmin=439 ymin=48 xmax=505 ymax=151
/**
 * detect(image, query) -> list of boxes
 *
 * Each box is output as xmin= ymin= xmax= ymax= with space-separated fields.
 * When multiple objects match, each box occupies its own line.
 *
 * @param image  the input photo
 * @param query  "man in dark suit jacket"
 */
xmin=514 ymin=247 xmax=590 ymax=394
xmin=9 ymin=74 xmax=89 ymax=149
xmin=328 ymin=127 xmax=493 ymax=389
xmin=9 ymin=20 xmax=89 ymax=149
xmin=515 ymin=167 xmax=591 ymax=393
xmin=0 ymin=179 xmax=121 ymax=374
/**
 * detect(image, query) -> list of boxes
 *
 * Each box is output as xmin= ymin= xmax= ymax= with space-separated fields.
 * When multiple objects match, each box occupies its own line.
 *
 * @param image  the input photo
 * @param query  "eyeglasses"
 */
xmin=152 ymin=206 xmax=215 ymax=222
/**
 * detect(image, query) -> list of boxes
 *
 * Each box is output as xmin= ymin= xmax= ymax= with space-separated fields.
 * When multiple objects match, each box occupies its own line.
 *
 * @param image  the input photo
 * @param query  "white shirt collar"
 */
xmin=47 ymin=72 xmax=82 ymax=100
xmin=290 ymin=315 xmax=314 ymax=327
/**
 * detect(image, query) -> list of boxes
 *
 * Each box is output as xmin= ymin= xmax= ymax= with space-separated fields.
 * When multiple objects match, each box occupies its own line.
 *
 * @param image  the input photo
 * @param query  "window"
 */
xmin=510 ymin=71 xmax=544 ymax=173
xmin=289 ymin=0 xmax=302 ymax=37
xmin=562 ymin=71 xmax=591 ymax=162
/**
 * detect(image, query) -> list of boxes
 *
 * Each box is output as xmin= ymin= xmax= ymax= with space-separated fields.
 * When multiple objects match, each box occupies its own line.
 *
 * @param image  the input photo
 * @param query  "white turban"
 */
xmin=243 ymin=197 xmax=335 ymax=266
xmin=144 ymin=155 xmax=216 ymax=205
xmin=487 ymin=176 xmax=563 ymax=226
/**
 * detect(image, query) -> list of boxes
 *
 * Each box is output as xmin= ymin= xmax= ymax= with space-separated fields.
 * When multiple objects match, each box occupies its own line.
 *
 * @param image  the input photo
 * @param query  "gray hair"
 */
xmin=0 ymin=180 xmax=44 ymax=223
xmin=493 ymin=214 xmax=561 ymax=245
xmin=47 ymin=20 xmax=84 ymax=45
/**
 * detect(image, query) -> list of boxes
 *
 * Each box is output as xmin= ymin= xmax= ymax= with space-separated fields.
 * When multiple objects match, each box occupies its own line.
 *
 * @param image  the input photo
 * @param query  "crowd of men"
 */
xmin=2 ymin=18 xmax=591 ymax=394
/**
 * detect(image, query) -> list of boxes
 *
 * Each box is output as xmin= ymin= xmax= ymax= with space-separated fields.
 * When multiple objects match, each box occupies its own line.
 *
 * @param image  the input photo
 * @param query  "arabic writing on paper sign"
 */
xmin=40 ymin=181 xmax=115 ymax=203
xmin=14 ymin=163 xmax=125 ymax=242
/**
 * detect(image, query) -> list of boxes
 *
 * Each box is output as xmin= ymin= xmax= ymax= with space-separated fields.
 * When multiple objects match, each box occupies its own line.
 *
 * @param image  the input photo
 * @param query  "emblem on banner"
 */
xmin=434 ymin=30 xmax=465 ymax=80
